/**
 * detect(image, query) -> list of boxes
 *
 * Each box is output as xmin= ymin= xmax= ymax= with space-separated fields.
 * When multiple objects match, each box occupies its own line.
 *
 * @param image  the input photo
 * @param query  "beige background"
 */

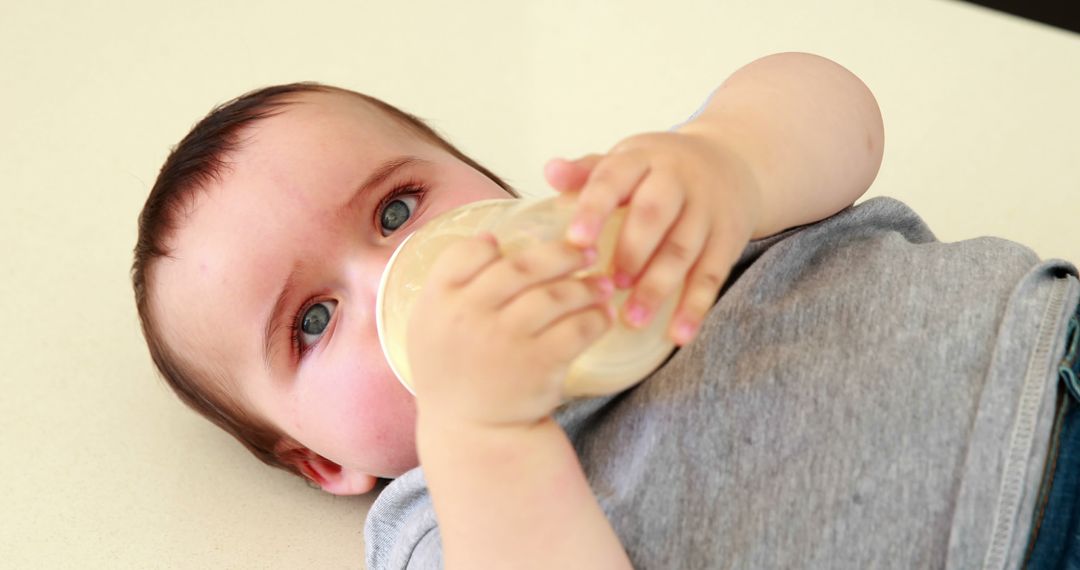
xmin=1 ymin=0 xmax=1078 ymax=568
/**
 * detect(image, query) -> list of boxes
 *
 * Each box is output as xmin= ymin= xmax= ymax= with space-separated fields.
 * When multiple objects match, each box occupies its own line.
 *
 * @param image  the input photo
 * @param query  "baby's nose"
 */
xmin=341 ymin=255 xmax=383 ymax=319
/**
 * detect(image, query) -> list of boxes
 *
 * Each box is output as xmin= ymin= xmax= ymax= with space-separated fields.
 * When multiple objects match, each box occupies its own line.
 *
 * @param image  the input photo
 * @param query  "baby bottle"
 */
xmin=376 ymin=193 xmax=683 ymax=399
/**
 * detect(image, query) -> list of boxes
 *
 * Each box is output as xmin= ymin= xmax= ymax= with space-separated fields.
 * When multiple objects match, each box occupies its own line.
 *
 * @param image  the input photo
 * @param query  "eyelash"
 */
xmin=287 ymin=180 xmax=429 ymax=359
xmin=289 ymin=300 xmax=329 ymax=359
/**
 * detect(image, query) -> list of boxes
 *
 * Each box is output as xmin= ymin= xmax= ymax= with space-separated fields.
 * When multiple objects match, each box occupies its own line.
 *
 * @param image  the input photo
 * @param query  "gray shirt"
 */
xmin=364 ymin=197 xmax=1080 ymax=569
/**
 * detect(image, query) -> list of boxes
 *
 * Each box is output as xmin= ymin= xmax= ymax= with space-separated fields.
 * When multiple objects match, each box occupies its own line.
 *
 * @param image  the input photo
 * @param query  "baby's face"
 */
xmin=152 ymin=90 xmax=512 ymax=487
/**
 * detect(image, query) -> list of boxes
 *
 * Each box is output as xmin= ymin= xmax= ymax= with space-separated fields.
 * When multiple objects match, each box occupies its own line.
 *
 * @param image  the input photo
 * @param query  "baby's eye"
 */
xmin=379 ymin=192 xmax=421 ymax=237
xmin=298 ymin=300 xmax=337 ymax=350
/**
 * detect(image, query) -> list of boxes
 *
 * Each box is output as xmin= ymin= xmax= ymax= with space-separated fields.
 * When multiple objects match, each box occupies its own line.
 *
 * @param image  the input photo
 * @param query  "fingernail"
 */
xmin=674 ymin=319 xmax=698 ymax=345
xmin=568 ymin=221 xmax=591 ymax=245
xmin=625 ymin=302 xmax=651 ymax=328
xmin=614 ymin=272 xmax=633 ymax=289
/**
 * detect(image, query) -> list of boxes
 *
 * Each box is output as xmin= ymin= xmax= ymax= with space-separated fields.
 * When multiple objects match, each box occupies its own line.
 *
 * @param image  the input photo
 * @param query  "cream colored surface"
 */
xmin=1 ymin=1 xmax=1076 ymax=568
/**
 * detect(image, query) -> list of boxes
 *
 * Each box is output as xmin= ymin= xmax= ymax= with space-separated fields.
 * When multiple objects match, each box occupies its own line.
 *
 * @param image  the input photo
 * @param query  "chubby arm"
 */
xmin=548 ymin=52 xmax=885 ymax=345
xmin=415 ymin=53 xmax=885 ymax=570
xmin=676 ymin=51 xmax=884 ymax=238
xmin=418 ymin=417 xmax=632 ymax=570
xmin=408 ymin=232 xmax=631 ymax=569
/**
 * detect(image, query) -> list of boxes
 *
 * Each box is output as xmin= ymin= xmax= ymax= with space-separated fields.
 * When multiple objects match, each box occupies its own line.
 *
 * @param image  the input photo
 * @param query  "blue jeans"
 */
xmin=1025 ymin=304 xmax=1080 ymax=569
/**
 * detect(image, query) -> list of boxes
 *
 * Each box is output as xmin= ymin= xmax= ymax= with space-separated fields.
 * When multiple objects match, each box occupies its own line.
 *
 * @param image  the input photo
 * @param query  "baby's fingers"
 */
xmin=544 ymin=154 xmax=603 ymax=193
xmin=610 ymin=171 xmax=686 ymax=289
xmin=470 ymin=240 xmax=596 ymax=311
xmin=667 ymin=233 xmax=739 ymax=346
xmin=503 ymin=275 xmax=614 ymax=337
xmin=425 ymin=232 xmax=501 ymax=290
xmin=621 ymin=203 xmax=707 ymax=329
xmin=565 ymin=151 xmax=649 ymax=248
xmin=537 ymin=303 xmax=615 ymax=366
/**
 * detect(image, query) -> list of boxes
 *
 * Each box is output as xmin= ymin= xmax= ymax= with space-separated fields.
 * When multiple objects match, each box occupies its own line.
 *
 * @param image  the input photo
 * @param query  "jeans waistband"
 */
xmin=1023 ymin=301 xmax=1080 ymax=569
xmin=1059 ymin=312 xmax=1080 ymax=403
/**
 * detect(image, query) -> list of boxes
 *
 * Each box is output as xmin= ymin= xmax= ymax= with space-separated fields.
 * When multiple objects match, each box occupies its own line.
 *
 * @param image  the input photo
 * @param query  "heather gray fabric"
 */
xmin=364 ymin=197 xmax=1080 ymax=569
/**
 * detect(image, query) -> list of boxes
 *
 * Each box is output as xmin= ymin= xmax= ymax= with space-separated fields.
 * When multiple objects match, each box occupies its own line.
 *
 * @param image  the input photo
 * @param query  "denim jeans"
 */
xmin=1025 ymin=304 xmax=1080 ymax=569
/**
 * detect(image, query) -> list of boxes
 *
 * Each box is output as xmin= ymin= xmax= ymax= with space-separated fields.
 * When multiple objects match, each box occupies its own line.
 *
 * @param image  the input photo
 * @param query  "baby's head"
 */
xmin=132 ymin=83 xmax=518 ymax=494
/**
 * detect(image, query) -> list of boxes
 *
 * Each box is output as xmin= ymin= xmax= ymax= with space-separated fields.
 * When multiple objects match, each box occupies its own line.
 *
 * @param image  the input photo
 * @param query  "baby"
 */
xmin=133 ymin=52 xmax=1077 ymax=568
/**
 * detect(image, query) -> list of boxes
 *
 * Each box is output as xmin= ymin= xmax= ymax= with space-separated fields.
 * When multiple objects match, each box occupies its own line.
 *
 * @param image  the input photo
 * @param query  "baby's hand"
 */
xmin=407 ymin=234 xmax=615 ymax=428
xmin=545 ymin=131 xmax=762 ymax=346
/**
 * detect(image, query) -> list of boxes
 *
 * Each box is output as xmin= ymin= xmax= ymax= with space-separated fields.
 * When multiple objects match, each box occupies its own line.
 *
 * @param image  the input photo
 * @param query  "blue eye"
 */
xmin=380 ymin=198 xmax=414 ymax=233
xmin=378 ymin=184 xmax=426 ymax=237
xmin=295 ymin=300 xmax=337 ymax=352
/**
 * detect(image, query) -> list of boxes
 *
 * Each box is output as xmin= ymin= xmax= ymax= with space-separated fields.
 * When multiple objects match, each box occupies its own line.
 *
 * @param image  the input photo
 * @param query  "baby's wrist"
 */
xmin=674 ymin=127 xmax=766 ymax=236
xmin=417 ymin=413 xmax=563 ymax=469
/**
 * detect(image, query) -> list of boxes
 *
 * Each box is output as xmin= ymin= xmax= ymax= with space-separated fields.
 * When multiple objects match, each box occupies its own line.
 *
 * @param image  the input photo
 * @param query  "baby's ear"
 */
xmin=288 ymin=448 xmax=378 ymax=495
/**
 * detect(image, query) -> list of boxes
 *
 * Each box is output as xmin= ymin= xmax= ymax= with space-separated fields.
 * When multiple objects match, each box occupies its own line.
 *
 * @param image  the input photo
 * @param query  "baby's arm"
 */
xmin=414 ymin=53 xmax=884 ymax=569
xmin=547 ymin=51 xmax=884 ymax=345
xmin=410 ymin=237 xmax=632 ymax=569
xmin=419 ymin=415 xmax=631 ymax=569
xmin=676 ymin=51 xmax=884 ymax=238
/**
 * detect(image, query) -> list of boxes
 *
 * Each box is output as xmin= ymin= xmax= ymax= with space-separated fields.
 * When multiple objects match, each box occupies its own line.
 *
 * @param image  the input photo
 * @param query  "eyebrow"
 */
xmin=261 ymin=155 xmax=425 ymax=373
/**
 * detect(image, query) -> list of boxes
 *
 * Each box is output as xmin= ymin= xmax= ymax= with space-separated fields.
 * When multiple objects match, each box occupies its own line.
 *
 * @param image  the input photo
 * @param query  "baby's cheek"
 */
xmin=351 ymin=372 xmax=420 ymax=471
xmin=299 ymin=364 xmax=418 ymax=472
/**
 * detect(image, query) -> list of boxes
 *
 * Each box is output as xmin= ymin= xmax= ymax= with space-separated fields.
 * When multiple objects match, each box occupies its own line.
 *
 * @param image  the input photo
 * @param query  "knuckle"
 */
xmin=586 ymin=165 xmax=619 ymax=189
xmin=556 ymin=279 xmax=595 ymax=306
xmin=634 ymin=278 xmax=669 ymax=306
xmin=465 ymin=233 xmax=496 ymax=254
xmin=660 ymin=238 xmax=695 ymax=264
xmin=609 ymin=140 xmax=635 ymax=155
xmin=509 ymin=254 xmax=535 ymax=276
xmin=694 ymin=269 xmax=726 ymax=291
xmin=545 ymin=281 xmax=569 ymax=304
xmin=632 ymin=198 xmax=665 ymax=226
xmin=610 ymin=133 xmax=653 ymax=154
xmin=650 ymin=150 xmax=680 ymax=170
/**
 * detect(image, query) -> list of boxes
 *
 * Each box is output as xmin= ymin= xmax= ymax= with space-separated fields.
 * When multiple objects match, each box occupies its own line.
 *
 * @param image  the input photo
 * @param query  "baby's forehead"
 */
xmin=224 ymin=90 xmax=432 ymax=177
xmin=257 ymin=90 xmax=405 ymax=144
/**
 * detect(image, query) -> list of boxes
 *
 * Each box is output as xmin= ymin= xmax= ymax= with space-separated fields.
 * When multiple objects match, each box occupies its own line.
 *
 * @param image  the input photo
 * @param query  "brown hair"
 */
xmin=132 ymin=82 xmax=518 ymax=480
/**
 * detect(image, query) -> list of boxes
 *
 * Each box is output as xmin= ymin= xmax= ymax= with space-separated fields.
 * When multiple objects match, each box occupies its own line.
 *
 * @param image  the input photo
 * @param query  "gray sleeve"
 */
xmin=405 ymin=528 xmax=443 ymax=570
xmin=365 ymin=470 xmax=442 ymax=570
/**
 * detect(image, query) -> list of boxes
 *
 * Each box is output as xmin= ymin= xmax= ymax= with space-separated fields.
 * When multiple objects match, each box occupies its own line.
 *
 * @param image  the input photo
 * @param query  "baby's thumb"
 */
xmin=544 ymin=154 xmax=604 ymax=193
